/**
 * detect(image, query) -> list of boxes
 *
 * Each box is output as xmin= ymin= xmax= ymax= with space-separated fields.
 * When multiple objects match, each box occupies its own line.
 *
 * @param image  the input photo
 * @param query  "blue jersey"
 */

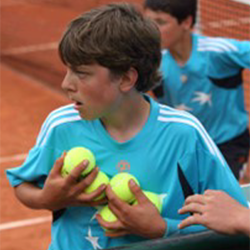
xmin=156 ymin=34 xmax=250 ymax=144
xmin=6 ymin=96 xmax=247 ymax=250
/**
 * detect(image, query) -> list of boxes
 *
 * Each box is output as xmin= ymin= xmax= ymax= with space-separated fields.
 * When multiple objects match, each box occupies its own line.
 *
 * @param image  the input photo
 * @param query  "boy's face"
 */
xmin=62 ymin=63 xmax=122 ymax=120
xmin=144 ymin=9 xmax=187 ymax=49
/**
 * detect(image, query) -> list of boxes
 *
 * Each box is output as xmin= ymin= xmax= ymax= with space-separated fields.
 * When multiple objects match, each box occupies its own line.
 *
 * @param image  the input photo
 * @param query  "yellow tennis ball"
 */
xmin=85 ymin=171 xmax=109 ymax=200
xmin=109 ymin=172 xmax=140 ymax=203
xmin=99 ymin=205 xmax=117 ymax=231
xmin=133 ymin=191 xmax=163 ymax=213
xmin=61 ymin=147 xmax=95 ymax=178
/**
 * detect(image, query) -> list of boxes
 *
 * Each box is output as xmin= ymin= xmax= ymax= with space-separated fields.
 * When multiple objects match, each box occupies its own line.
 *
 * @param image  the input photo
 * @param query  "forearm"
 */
xmin=14 ymin=182 xmax=46 ymax=210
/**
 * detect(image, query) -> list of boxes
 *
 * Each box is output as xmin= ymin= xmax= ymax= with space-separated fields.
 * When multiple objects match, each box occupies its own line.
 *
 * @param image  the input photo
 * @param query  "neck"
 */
xmin=101 ymin=92 xmax=150 ymax=143
xmin=169 ymin=33 xmax=193 ymax=66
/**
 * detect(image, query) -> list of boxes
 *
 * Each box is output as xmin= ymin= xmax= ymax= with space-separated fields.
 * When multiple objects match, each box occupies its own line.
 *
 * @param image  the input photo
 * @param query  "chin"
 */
xmin=79 ymin=112 xmax=96 ymax=121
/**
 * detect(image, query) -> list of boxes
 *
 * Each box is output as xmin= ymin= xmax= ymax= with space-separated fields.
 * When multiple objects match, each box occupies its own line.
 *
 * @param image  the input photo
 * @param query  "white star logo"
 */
xmin=85 ymin=227 xmax=103 ymax=250
xmin=175 ymin=104 xmax=193 ymax=112
xmin=191 ymin=92 xmax=212 ymax=106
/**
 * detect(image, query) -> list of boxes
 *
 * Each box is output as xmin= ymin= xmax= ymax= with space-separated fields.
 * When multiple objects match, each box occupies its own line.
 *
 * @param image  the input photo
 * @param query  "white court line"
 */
xmin=0 ymin=216 xmax=51 ymax=231
xmin=1 ymin=15 xmax=249 ymax=56
xmin=0 ymin=153 xmax=27 ymax=163
xmin=2 ymin=42 xmax=58 ymax=55
xmin=2 ymin=10 xmax=250 ymax=56
xmin=0 ymin=0 xmax=26 ymax=7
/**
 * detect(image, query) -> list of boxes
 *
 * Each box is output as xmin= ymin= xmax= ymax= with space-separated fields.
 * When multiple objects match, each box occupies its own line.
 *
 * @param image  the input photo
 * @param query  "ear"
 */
xmin=119 ymin=67 xmax=138 ymax=92
xmin=182 ymin=16 xmax=193 ymax=30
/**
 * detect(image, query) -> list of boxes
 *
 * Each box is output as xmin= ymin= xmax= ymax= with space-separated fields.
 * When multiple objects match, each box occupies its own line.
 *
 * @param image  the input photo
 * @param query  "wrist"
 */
xmin=149 ymin=218 xmax=166 ymax=239
xmin=236 ymin=207 xmax=250 ymax=236
xmin=162 ymin=219 xmax=168 ymax=238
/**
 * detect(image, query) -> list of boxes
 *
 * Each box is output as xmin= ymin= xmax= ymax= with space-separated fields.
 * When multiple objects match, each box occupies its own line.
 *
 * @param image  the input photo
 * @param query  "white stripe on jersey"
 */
xmin=158 ymin=105 xmax=226 ymax=166
xmin=43 ymin=104 xmax=75 ymax=124
xmin=198 ymin=37 xmax=238 ymax=52
xmin=38 ymin=109 xmax=78 ymax=142
xmin=161 ymin=49 xmax=168 ymax=55
xmin=37 ymin=104 xmax=76 ymax=143
xmin=198 ymin=46 xmax=231 ymax=53
xmin=37 ymin=105 xmax=82 ymax=147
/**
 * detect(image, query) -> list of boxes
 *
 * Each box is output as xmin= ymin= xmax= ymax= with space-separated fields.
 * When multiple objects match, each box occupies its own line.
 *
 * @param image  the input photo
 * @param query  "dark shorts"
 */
xmin=217 ymin=129 xmax=250 ymax=180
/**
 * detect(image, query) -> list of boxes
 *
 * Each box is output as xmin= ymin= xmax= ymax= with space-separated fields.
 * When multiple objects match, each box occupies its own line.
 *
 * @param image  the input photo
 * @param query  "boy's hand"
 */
xmin=40 ymin=153 xmax=108 ymax=211
xmin=96 ymin=180 xmax=166 ymax=239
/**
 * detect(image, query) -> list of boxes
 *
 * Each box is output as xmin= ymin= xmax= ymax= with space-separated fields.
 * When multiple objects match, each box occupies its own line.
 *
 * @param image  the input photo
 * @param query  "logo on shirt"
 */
xmin=116 ymin=160 xmax=130 ymax=172
xmin=191 ymin=91 xmax=212 ymax=106
xmin=181 ymin=75 xmax=188 ymax=83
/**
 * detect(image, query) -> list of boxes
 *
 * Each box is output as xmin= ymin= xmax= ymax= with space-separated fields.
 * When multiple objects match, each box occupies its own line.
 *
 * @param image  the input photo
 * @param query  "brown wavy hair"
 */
xmin=58 ymin=3 xmax=162 ymax=92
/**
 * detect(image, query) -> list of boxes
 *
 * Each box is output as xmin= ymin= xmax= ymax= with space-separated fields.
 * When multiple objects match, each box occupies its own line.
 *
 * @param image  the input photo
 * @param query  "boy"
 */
xmin=144 ymin=0 xmax=250 ymax=180
xmin=6 ymin=3 xmax=248 ymax=250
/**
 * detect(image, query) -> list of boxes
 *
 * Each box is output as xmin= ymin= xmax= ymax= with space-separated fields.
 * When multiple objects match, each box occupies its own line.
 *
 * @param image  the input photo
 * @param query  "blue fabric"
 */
xmin=6 ymin=96 xmax=248 ymax=250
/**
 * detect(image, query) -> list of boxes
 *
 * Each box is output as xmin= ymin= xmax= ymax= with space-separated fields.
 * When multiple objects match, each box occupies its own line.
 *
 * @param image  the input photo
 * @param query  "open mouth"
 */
xmin=73 ymin=100 xmax=83 ymax=110
xmin=75 ymin=101 xmax=82 ymax=105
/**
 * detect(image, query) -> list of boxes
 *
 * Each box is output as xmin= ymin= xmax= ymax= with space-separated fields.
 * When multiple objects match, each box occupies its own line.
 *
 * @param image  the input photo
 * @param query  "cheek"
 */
xmin=160 ymin=26 xmax=173 ymax=39
xmin=161 ymin=27 xmax=181 ymax=47
xmin=86 ymin=84 xmax=118 ymax=105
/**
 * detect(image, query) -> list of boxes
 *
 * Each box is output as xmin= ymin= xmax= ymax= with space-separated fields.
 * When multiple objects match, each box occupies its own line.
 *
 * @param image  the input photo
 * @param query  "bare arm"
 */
xmin=14 ymin=154 xmax=108 ymax=211
xmin=178 ymin=190 xmax=250 ymax=236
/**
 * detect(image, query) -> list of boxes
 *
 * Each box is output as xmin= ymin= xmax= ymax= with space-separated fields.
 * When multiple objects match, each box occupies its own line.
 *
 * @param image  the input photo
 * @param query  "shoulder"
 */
xmin=156 ymin=104 xmax=224 ymax=163
xmin=156 ymin=104 xmax=203 ymax=134
xmin=197 ymin=35 xmax=240 ymax=53
xmin=36 ymin=104 xmax=83 ymax=146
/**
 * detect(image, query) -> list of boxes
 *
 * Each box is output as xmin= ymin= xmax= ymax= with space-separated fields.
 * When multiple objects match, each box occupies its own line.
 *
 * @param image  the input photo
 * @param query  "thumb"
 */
xmin=50 ymin=152 xmax=66 ymax=176
xmin=129 ymin=179 xmax=147 ymax=203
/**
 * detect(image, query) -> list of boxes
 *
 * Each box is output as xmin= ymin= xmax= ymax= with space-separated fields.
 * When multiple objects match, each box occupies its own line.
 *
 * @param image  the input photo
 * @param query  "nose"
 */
xmin=61 ymin=70 xmax=76 ymax=92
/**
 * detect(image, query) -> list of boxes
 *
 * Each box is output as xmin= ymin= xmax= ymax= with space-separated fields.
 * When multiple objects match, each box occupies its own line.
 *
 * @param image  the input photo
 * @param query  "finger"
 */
xmin=76 ymin=167 xmax=99 ymax=190
xmin=77 ymin=183 xmax=107 ymax=202
xmin=204 ymin=189 xmax=217 ymax=196
xmin=178 ymin=213 xmax=203 ymax=229
xmin=96 ymin=214 xmax=124 ymax=231
xmin=105 ymin=186 xmax=131 ymax=221
xmin=88 ymin=197 xmax=109 ymax=206
xmin=106 ymin=185 xmax=129 ymax=212
xmin=105 ymin=230 xmax=129 ymax=238
xmin=178 ymin=203 xmax=204 ymax=215
xmin=128 ymin=180 xmax=147 ymax=204
xmin=65 ymin=160 xmax=89 ymax=185
xmin=184 ymin=194 xmax=206 ymax=205
xmin=50 ymin=152 xmax=66 ymax=176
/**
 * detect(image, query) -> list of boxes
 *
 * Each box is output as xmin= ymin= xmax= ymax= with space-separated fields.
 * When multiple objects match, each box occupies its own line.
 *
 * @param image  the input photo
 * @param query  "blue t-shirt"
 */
xmin=6 ymin=96 xmax=247 ymax=250
xmin=156 ymin=34 xmax=250 ymax=144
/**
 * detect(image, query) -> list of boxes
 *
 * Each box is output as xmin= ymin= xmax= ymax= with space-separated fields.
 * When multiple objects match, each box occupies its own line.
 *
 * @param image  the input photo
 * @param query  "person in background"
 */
xmin=178 ymin=190 xmax=250 ymax=237
xmin=144 ymin=0 xmax=250 ymax=181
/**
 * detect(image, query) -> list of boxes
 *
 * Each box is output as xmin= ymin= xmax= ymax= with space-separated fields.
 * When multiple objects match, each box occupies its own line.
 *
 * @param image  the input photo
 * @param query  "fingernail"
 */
xmin=82 ymin=160 xmax=89 ymax=166
xmin=130 ymin=179 xmax=136 ymax=186
xmin=100 ymin=184 xmax=106 ymax=190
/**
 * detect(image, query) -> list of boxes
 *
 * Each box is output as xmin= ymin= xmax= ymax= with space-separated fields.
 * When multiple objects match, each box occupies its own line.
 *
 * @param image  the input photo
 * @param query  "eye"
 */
xmin=75 ymin=70 xmax=88 ymax=79
xmin=154 ymin=18 xmax=168 ymax=26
